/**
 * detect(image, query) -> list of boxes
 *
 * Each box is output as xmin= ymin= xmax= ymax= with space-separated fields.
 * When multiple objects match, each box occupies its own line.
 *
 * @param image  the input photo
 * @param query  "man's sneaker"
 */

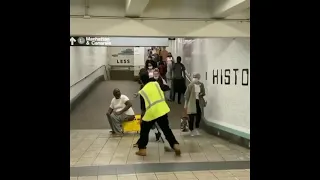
xmin=194 ymin=129 xmax=200 ymax=136
xmin=190 ymin=130 xmax=195 ymax=136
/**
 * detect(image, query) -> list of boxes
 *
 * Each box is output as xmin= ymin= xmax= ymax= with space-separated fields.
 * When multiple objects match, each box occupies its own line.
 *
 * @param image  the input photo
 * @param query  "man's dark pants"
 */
xmin=138 ymin=114 xmax=179 ymax=149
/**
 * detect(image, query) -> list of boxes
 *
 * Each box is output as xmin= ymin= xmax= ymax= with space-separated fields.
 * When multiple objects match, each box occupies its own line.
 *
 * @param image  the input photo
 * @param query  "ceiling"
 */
xmin=70 ymin=0 xmax=250 ymax=20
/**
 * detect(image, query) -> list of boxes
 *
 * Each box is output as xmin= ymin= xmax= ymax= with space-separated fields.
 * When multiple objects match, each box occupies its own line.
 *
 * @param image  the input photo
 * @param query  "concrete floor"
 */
xmin=70 ymin=80 xmax=184 ymax=130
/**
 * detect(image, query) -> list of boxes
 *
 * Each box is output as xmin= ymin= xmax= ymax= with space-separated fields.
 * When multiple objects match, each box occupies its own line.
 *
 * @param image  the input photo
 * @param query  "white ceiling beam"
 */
xmin=211 ymin=0 xmax=250 ymax=18
xmin=125 ymin=0 xmax=150 ymax=17
xmin=71 ymin=18 xmax=250 ymax=37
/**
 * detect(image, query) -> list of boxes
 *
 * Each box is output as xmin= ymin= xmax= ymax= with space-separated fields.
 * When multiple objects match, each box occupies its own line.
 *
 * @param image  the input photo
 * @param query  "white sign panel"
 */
xmin=108 ymin=47 xmax=134 ymax=66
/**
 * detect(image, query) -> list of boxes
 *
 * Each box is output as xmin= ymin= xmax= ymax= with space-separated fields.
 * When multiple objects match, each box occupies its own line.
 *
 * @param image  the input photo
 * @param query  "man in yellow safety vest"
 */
xmin=136 ymin=72 xmax=181 ymax=156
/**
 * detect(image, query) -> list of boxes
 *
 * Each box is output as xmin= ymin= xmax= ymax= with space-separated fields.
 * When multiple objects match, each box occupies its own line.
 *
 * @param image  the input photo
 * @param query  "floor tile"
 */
xmin=174 ymin=171 xmax=196 ymax=179
xmin=117 ymin=174 xmax=137 ymax=180
xmin=109 ymin=157 xmax=127 ymax=164
xmin=71 ymin=130 xmax=250 ymax=165
xmin=98 ymin=175 xmax=118 ymax=180
xmin=193 ymin=171 xmax=218 ymax=180
xmin=136 ymin=173 xmax=157 ymax=180
xmin=78 ymin=176 xmax=98 ymax=180
xmin=82 ymin=151 xmax=100 ymax=158
xmin=229 ymin=170 xmax=249 ymax=177
xmin=211 ymin=170 xmax=234 ymax=178
xmin=75 ymin=157 xmax=95 ymax=166
xmin=93 ymin=156 xmax=112 ymax=165
xmin=189 ymin=153 xmax=208 ymax=162
xmin=155 ymin=172 xmax=177 ymax=180
xmin=100 ymin=148 xmax=115 ymax=153
xmin=217 ymin=178 xmax=238 ymax=180
xmin=236 ymin=178 xmax=250 ymax=180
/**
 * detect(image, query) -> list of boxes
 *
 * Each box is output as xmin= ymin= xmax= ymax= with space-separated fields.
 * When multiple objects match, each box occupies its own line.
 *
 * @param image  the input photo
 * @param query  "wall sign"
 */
xmin=70 ymin=36 xmax=111 ymax=46
xmin=70 ymin=36 xmax=169 ymax=46
xmin=109 ymin=47 xmax=134 ymax=66
xmin=213 ymin=69 xmax=249 ymax=86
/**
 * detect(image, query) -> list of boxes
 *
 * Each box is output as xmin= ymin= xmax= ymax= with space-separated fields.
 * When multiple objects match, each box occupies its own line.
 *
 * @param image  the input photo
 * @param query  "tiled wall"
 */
xmin=169 ymin=38 xmax=250 ymax=137
xmin=70 ymin=46 xmax=108 ymax=101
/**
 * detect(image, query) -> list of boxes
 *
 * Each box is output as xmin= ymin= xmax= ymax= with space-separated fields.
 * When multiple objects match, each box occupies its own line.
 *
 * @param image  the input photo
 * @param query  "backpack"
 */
xmin=159 ymin=64 xmax=167 ymax=76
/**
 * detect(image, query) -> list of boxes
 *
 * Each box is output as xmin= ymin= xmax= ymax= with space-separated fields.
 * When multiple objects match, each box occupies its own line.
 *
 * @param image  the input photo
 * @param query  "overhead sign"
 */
xmin=70 ymin=36 xmax=169 ymax=47
xmin=70 ymin=36 xmax=111 ymax=46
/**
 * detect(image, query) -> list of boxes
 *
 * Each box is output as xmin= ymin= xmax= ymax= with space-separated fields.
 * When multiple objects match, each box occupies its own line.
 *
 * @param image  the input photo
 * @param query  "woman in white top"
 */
xmin=184 ymin=73 xmax=206 ymax=136
xmin=145 ymin=59 xmax=157 ymax=78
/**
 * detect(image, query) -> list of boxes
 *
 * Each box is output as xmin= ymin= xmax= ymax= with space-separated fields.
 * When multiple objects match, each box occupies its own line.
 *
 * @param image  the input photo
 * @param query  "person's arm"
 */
xmin=158 ymin=80 xmax=170 ymax=91
xmin=140 ymin=96 xmax=146 ymax=118
xmin=161 ymin=77 xmax=167 ymax=85
xmin=184 ymin=84 xmax=191 ymax=103
xmin=172 ymin=63 xmax=175 ymax=71
xmin=106 ymin=100 xmax=114 ymax=116
xmin=106 ymin=108 xmax=113 ymax=116
xmin=199 ymin=83 xmax=206 ymax=97
xmin=170 ymin=63 xmax=174 ymax=80
xmin=181 ymin=64 xmax=186 ymax=79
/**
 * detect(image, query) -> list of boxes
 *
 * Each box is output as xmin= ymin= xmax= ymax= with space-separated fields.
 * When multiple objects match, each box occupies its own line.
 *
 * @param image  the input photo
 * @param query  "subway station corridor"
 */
xmin=70 ymin=80 xmax=250 ymax=180
xmin=70 ymin=0 xmax=250 ymax=179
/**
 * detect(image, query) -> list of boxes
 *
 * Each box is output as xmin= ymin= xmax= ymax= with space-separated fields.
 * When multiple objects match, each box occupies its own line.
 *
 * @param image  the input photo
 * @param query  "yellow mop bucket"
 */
xmin=122 ymin=114 xmax=141 ymax=133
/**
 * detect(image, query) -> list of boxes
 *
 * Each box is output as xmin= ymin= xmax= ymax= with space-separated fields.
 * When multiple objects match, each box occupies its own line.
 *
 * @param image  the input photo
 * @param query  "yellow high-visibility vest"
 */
xmin=139 ymin=81 xmax=170 ymax=121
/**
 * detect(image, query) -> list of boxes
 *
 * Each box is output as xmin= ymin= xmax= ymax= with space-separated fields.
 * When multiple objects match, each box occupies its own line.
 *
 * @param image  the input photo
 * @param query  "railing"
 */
xmin=185 ymin=70 xmax=192 ymax=84
xmin=109 ymin=65 xmax=135 ymax=71
xmin=70 ymin=65 xmax=108 ymax=88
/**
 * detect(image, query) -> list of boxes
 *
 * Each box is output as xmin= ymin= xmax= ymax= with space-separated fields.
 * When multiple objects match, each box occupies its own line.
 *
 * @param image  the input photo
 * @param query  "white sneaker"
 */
xmin=190 ymin=130 xmax=195 ymax=136
xmin=194 ymin=129 xmax=200 ymax=136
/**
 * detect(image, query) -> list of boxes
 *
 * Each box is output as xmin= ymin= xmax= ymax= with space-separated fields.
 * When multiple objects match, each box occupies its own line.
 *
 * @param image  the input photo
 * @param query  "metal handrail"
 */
xmin=70 ymin=65 xmax=107 ymax=88
xmin=185 ymin=70 xmax=192 ymax=83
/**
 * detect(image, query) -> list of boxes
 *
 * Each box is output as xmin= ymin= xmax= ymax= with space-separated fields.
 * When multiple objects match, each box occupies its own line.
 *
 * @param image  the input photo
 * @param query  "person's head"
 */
xmin=177 ymin=56 xmax=181 ymax=63
xmin=153 ymin=68 xmax=160 ymax=80
xmin=168 ymin=52 xmax=172 ymax=57
xmin=159 ymin=61 xmax=164 ymax=66
xmin=140 ymin=72 xmax=150 ymax=85
xmin=113 ymin=88 xmax=121 ymax=99
xmin=145 ymin=60 xmax=154 ymax=70
xmin=192 ymin=73 xmax=201 ymax=82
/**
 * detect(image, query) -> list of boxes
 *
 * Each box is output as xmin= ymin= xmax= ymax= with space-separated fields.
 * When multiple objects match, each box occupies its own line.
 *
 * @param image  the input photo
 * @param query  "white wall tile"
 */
xmin=174 ymin=37 xmax=250 ymax=134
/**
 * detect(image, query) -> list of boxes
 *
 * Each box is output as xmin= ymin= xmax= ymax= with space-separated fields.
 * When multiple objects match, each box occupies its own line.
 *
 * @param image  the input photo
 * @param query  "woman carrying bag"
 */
xmin=184 ymin=73 xmax=206 ymax=136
